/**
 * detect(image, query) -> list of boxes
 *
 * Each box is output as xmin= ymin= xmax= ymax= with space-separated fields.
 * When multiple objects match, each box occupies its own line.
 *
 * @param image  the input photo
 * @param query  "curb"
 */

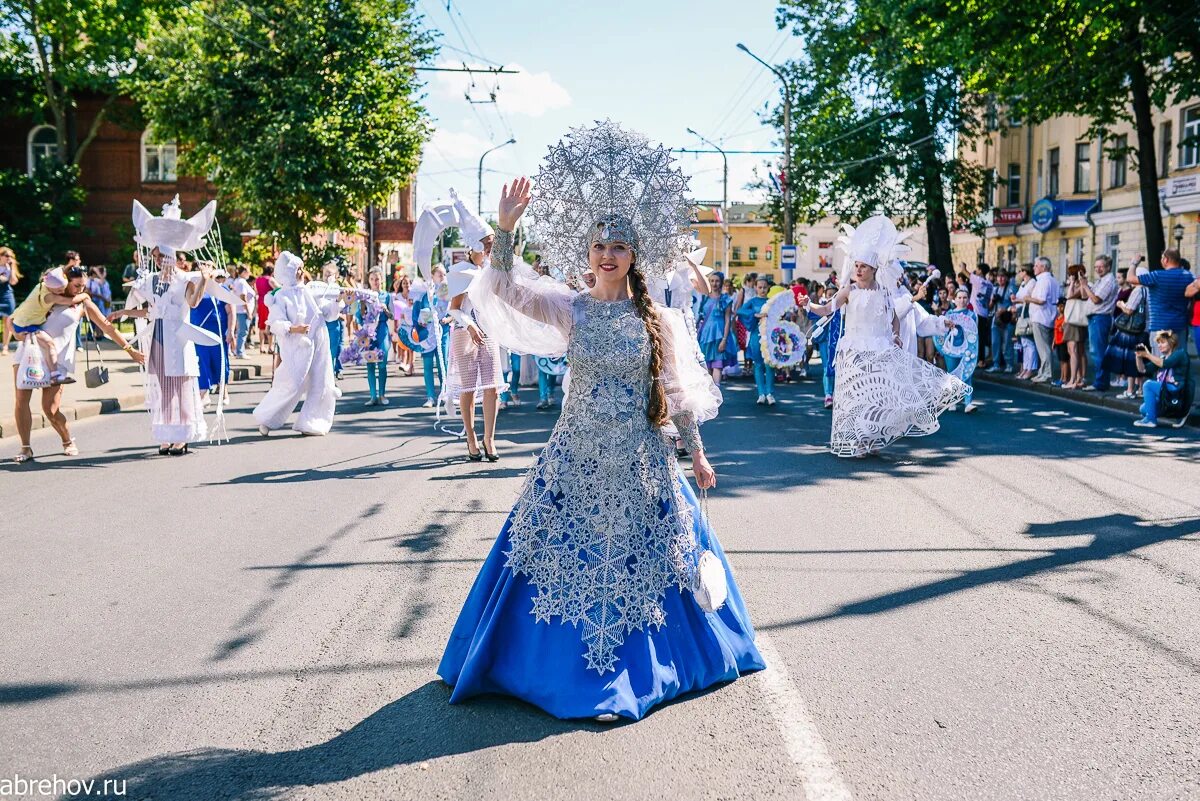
xmin=0 ymin=363 xmax=267 ymax=439
xmin=975 ymin=370 xmax=1199 ymax=429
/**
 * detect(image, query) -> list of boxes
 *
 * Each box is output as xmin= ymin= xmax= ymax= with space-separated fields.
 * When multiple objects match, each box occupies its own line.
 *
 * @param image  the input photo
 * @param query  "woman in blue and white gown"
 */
xmin=439 ymin=178 xmax=763 ymax=722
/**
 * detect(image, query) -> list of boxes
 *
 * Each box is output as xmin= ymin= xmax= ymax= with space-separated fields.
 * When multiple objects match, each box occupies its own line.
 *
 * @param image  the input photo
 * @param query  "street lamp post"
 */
xmin=1173 ymin=222 xmax=1185 ymax=251
xmin=737 ymin=42 xmax=793 ymax=281
xmin=686 ymin=127 xmax=729 ymax=271
xmin=478 ymin=138 xmax=516 ymax=212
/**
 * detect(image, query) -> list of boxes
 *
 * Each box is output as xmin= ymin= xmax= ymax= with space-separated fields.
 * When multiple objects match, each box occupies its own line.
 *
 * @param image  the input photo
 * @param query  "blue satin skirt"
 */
xmin=438 ymin=472 xmax=764 ymax=721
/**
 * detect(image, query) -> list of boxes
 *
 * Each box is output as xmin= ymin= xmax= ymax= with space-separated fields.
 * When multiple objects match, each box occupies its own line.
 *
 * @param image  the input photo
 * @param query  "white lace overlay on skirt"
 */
xmin=830 ymin=287 xmax=966 ymax=457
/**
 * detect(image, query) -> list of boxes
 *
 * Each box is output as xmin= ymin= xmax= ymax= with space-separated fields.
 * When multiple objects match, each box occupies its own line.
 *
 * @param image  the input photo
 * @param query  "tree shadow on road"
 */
xmin=64 ymin=681 xmax=590 ymax=801
xmin=757 ymin=512 xmax=1200 ymax=671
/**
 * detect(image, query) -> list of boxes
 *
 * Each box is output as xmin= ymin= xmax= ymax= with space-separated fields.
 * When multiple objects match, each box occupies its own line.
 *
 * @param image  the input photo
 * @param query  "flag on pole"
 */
xmin=769 ymin=173 xmax=781 ymax=193
xmin=712 ymin=206 xmax=724 ymax=225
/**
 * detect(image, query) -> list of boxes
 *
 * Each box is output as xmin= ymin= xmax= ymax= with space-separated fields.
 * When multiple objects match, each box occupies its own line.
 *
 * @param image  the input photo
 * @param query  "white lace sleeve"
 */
xmin=468 ymin=228 xmax=574 ymax=357
xmin=658 ymin=305 xmax=722 ymax=452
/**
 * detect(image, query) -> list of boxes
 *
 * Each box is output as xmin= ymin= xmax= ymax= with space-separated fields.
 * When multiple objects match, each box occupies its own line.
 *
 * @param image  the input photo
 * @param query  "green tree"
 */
xmin=0 ymin=0 xmax=172 ymax=165
xmin=771 ymin=0 xmax=989 ymax=272
xmin=948 ymin=0 xmax=1200 ymax=266
xmin=137 ymin=0 xmax=434 ymax=262
xmin=0 ymin=163 xmax=85 ymax=292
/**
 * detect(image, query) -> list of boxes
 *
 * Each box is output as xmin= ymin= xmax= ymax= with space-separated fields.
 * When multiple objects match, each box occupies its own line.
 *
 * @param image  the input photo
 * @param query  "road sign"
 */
xmin=780 ymin=245 xmax=797 ymax=270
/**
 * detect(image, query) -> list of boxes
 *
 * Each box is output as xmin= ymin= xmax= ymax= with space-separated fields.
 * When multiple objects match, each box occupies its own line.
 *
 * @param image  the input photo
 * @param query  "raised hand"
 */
xmin=497 ymin=177 xmax=532 ymax=233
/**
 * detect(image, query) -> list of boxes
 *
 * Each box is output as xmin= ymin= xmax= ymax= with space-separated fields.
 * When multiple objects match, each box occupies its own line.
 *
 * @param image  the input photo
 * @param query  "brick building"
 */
xmin=0 ymin=94 xmax=417 ymax=275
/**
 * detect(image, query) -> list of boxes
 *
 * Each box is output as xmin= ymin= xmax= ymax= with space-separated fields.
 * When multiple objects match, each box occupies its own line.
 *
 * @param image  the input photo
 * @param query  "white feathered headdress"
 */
xmin=836 ymin=216 xmax=910 ymax=287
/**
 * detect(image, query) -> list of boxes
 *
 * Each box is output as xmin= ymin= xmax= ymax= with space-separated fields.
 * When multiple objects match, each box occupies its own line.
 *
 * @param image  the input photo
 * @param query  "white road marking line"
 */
xmin=754 ymin=632 xmax=854 ymax=801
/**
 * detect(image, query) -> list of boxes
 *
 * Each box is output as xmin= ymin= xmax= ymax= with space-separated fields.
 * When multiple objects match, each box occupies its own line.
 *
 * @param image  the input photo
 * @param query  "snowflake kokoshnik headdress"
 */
xmin=528 ymin=119 xmax=693 ymax=282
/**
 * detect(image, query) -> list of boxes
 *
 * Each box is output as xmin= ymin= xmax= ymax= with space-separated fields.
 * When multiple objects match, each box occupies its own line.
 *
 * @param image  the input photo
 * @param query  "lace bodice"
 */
xmin=840 ymin=286 xmax=896 ymax=351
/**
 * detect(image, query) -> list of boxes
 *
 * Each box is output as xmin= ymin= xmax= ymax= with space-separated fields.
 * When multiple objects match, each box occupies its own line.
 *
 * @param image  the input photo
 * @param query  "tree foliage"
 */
xmin=771 ymin=0 xmax=989 ymax=271
xmin=0 ymin=163 xmax=85 ymax=293
xmin=0 ymin=0 xmax=173 ymax=164
xmin=137 ymin=0 xmax=435 ymax=261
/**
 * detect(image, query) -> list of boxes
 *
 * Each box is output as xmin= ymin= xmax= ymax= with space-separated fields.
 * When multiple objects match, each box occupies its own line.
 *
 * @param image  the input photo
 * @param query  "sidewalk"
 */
xmin=975 ymin=368 xmax=1199 ymax=430
xmin=0 ymin=341 xmax=274 ymax=439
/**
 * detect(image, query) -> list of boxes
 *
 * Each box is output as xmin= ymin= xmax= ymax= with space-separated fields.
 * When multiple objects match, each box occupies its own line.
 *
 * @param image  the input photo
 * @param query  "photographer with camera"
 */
xmin=1133 ymin=330 xmax=1186 ymax=428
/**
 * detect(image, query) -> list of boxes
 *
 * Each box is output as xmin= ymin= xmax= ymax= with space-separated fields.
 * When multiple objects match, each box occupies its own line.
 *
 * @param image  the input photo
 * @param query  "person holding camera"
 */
xmin=1127 ymin=251 xmax=1194 ymax=355
xmin=1133 ymin=330 xmax=1187 ymax=427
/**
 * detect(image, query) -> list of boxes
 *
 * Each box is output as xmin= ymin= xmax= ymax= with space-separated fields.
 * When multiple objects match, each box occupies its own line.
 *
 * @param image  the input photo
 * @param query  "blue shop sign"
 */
xmin=1031 ymin=198 xmax=1058 ymax=232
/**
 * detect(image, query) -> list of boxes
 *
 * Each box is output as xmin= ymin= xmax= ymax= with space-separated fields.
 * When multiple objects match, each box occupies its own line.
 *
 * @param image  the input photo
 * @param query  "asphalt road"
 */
xmin=1 ymin=366 xmax=1197 ymax=801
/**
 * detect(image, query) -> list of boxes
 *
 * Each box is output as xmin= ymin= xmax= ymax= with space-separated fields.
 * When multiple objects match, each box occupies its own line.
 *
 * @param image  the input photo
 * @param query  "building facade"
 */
xmin=952 ymin=97 xmax=1200 ymax=278
xmin=692 ymin=202 xmax=929 ymax=283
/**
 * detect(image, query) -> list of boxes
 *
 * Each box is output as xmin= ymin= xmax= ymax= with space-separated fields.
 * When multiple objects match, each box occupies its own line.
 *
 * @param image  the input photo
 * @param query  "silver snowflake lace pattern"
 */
xmin=504 ymin=294 xmax=701 ymax=674
xmin=528 ymin=120 xmax=693 ymax=283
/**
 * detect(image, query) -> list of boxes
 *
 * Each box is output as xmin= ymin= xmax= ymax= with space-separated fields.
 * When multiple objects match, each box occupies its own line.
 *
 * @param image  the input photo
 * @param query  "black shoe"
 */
xmin=168 ymin=444 xmax=189 ymax=456
xmin=466 ymin=442 xmax=483 ymax=461
xmin=484 ymin=447 xmax=500 ymax=462
xmin=158 ymin=446 xmax=170 ymax=456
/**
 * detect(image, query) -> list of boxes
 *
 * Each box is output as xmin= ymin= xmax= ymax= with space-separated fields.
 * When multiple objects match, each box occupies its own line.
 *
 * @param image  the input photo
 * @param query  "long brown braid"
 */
xmin=627 ymin=263 xmax=670 ymax=426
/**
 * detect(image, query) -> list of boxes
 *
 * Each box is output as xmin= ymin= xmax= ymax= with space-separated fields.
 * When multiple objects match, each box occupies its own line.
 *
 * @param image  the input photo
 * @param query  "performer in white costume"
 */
xmin=445 ymin=194 xmax=506 ymax=460
xmin=803 ymin=216 xmax=967 ymax=457
xmin=111 ymin=197 xmax=241 ymax=454
xmin=253 ymin=251 xmax=345 ymax=436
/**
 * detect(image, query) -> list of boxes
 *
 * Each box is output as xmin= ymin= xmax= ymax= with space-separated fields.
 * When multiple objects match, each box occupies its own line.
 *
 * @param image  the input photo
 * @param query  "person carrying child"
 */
xmin=10 ymin=266 xmax=89 ymax=385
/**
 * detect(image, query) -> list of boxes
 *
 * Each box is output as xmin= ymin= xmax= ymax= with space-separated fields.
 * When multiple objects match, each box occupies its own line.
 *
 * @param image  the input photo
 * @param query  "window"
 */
xmin=1048 ymin=148 xmax=1060 ymax=196
xmin=1073 ymin=238 xmax=1084 ymax=264
xmin=141 ymin=128 xmax=177 ymax=182
xmin=1074 ymin=142 xmax=1091 ymax=193
xmin=1006 ymin=245 xmax=1017 ymax=268
xmin=986 ymin=97 xmax=999 ymax=131
xmin=1007 ymin=163 xmax=1021 ymax=207
xmin=1031 ymin=242 xmax=1040 ymax=262
xmin=982 ymin=170 xmax=994 ymax=208
xmin=1159 ymin=121 xmax=1172 ymax=177
xmin=1109 ymin=134 xmax=1127 ymax=187
xmin=27 ymin=125 xmax=58 ymax=175
xmin=748 ymin=246 xmax=758 ymax=261
xmin=1181 ymin=105 xmax=1200 ymax=168
xmin=731 ymin=245 xmax=742 ymax=261
xmin=1059 ymin=238 xmax=1069 ymax=270
xmin=1036 ymin=159 xmax=1043 ymax=197
xmin=1104 ymin=233 xmax=1120 ymax=267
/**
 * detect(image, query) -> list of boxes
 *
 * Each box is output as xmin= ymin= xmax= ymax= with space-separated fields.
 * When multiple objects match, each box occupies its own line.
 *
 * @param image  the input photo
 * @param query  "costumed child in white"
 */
xmin=802 ymin=216 xmax=967 ymax=457
xmin=253 ymin=251 xmax=346 ymax=436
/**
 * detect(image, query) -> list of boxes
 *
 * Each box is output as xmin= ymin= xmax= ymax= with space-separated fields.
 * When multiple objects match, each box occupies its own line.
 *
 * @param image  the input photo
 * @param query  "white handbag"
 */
xmin=690 ymin=489 xmax=728 ymax=613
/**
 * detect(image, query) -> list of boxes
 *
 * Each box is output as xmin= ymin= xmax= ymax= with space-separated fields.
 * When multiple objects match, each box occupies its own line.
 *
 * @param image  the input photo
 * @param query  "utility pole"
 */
xmin=737 ymin=43 xmax=794 ymax=281
xmin=478 ymin=139 xmax=516 ymax=213
xmin=686 ymin=128 xmax=729 ymax=271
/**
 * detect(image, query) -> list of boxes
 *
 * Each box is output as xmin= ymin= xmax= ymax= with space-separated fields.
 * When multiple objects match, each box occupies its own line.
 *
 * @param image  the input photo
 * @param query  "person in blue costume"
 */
xmin=935 ymin=287 xmax=981 ymax=413
xmin=356 ymin=268 xmax=395 ymax=406
xmin=408 ymin=275 xmax=447 ymax=409
xmin=442 ymin=169 xmax=763 ymax=723
xmin=189 ymin=268 xmax=234 ymax=406
xmin=808 ymin=284 xmax=842 ymax=409
xmin=695 ymin=271 xmax=732 ymax=384
xmin=734 ymin=276 xmax=774 ymax=405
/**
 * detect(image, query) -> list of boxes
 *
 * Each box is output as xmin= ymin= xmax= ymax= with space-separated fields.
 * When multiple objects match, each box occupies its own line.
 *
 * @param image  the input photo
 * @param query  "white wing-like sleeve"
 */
xmin=659 ymin=305 xmax=722 ymax=453
xmin=468 ymin=228 xmax=574 ymax=357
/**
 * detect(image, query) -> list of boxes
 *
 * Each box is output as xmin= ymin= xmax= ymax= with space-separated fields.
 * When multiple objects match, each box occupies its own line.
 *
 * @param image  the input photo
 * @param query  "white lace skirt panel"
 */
xmin=830 ymin=344 xmax=967 ymax=457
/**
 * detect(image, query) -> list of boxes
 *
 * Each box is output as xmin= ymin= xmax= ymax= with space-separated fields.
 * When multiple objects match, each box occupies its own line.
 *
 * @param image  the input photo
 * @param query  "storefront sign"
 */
xmin=1031 ymin=198 xmax=1058 ymax=232
xmin=994 ymin=207 xmax=1024 ymax=225
xmin=1167 ymin=174 xmax=1200 ymax=198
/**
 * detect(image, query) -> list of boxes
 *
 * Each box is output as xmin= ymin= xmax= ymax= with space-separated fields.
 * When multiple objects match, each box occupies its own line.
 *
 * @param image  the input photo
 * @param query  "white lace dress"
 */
xmin=831 ymin=287 xmax=968 ymax=457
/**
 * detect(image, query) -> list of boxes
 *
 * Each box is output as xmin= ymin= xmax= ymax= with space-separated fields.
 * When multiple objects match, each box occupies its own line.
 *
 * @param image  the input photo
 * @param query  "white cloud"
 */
xmin=432 ymin=61 xmax=571 ymax=118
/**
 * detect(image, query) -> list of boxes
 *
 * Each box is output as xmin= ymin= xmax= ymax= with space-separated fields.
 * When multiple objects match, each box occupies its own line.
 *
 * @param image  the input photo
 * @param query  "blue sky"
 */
xmin=414 ymin=0 xmax=803 ymax=215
